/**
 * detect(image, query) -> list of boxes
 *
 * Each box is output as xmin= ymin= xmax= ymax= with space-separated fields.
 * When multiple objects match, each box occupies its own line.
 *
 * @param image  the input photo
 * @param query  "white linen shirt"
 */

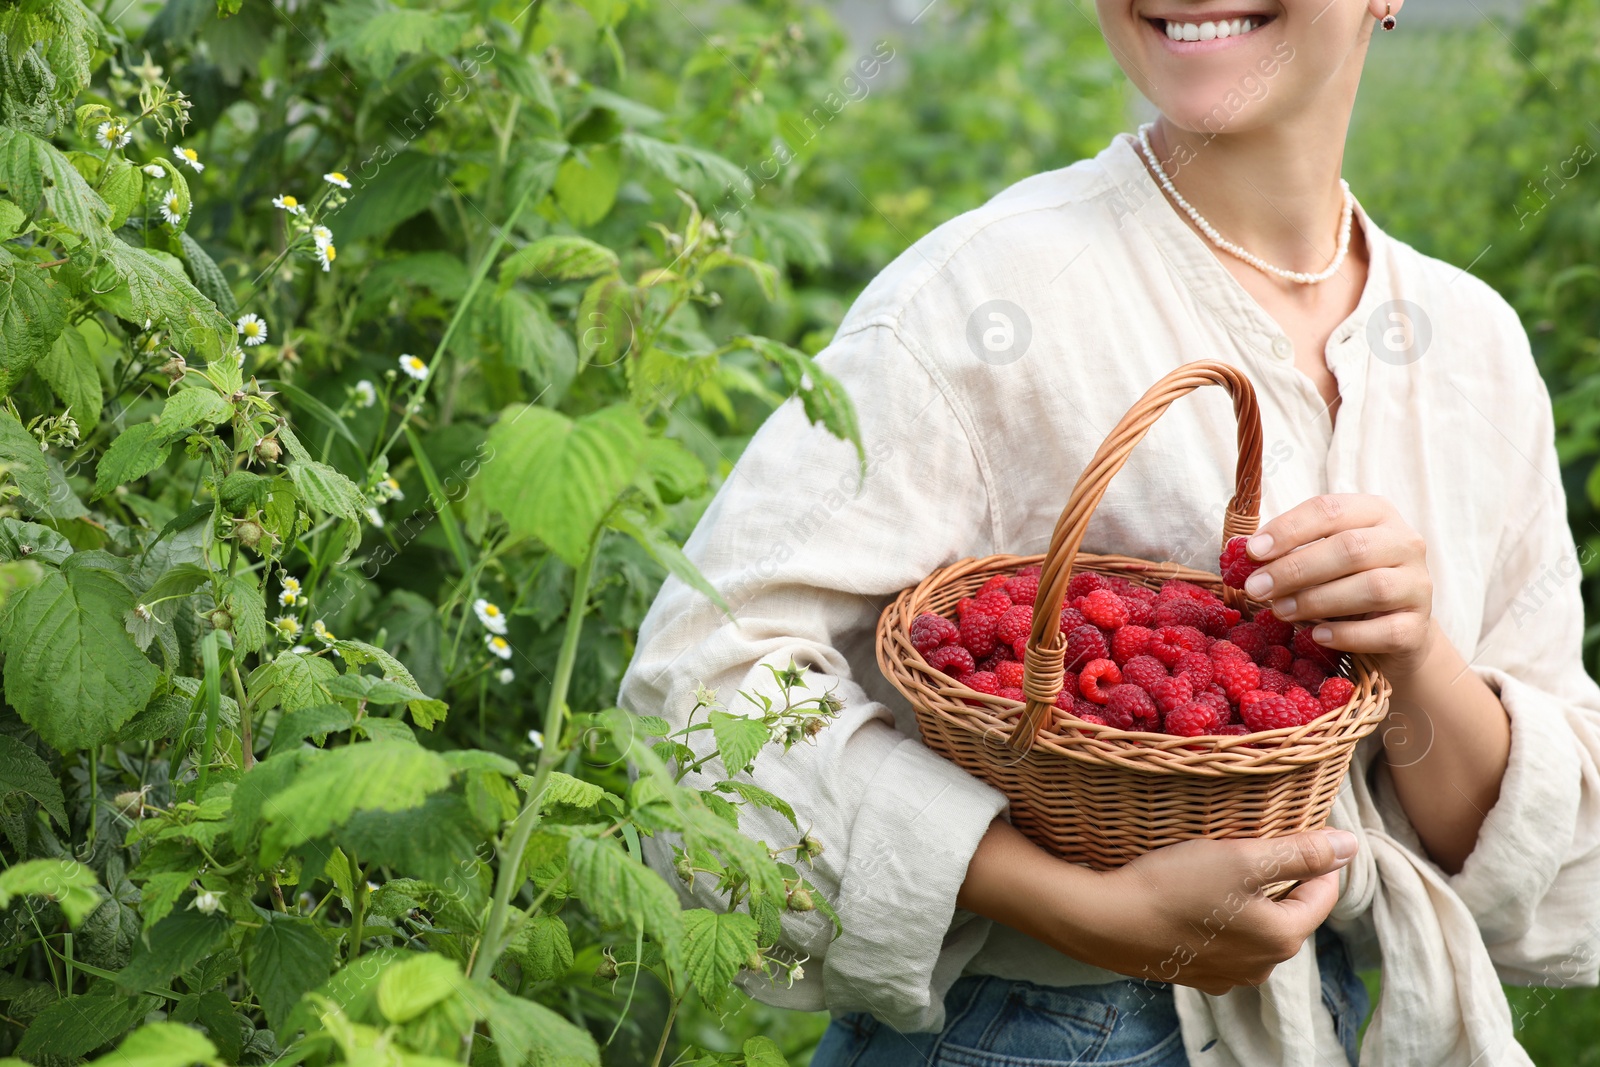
xmin=618 ymin=132 xmax=1600 ymax=1066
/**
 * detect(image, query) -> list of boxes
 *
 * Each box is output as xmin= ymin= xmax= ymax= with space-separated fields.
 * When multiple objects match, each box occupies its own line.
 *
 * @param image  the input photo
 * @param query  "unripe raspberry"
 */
xmin=786 ymin=885 xmax=815 ymax=912
xmin=255 ymin=436 xmax=282 ymax=464
xmin=233 ymin=518 xmax=264 ymax=550
xmin=207 ymin=607 xmax=233 ymax=631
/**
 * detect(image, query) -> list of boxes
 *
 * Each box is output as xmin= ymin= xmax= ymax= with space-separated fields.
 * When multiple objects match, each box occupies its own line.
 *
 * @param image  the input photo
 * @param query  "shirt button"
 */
xmin=1271 ymin=336 xmax=1294 ymax=359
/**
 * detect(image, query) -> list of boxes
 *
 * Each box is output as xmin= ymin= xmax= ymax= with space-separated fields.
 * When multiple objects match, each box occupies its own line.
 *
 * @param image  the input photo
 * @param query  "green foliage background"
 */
xmin=0 ymin=0 xmax=1597 ymax=1063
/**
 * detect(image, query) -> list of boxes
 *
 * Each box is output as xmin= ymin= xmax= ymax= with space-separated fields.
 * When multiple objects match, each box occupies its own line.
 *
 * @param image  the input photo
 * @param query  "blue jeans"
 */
xmin=811 ymin=928 xmax=1369 ymax=1066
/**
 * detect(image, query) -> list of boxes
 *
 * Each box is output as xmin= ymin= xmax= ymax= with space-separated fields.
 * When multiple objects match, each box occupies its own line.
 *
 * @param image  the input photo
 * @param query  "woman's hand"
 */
xmin=1241 ymin=494 xmax=1435 ymax=678
xmin=958 ymin=819 xmax=1355 ymax=994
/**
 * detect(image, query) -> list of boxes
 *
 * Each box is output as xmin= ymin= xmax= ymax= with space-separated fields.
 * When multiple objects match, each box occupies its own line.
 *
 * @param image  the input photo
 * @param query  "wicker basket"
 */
xmin=876 ymin=361 xmax=1390 ymax=871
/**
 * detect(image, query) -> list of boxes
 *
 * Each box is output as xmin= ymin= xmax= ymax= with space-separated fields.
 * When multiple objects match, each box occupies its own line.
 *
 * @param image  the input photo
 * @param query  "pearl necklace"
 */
xmin=1135 ymin=122 xmax=1356 ymax=286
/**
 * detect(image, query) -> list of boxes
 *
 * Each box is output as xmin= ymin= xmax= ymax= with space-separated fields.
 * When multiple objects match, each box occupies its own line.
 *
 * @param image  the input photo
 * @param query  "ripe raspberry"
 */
xmin=996 ymin=605 xmax=1034 ymax=647
xmin=1112 ymin=625 xmax=1155 ymax=665
xmin=974 ymin=589 xmax=1013 ymax=617
xmin=1260 ymin=644 xmax=1293 ymax=672
xmin=1120 ymin=654 xmax=1168 ymax=692
xmin=1078 ymin=658 xmax=1123 ymax=704
xmin=995 ymin=660 xmax=1026 ymax=689
xmin=926 ymin=645 xmax=975 ymax=677
xmin=1291 ymin=657 xmax=1329 ymax=691
xmin=998 ymin=686 xmax=1026 ymax=702
xmin=976 ymin=650 xmax=1012 ymax=673
xmin=1219 ymin=536 xmax=1264 ymax=589
xmin=1080 ymin=589 xmax=1129 ymax=629
xmin=1240 ymin=693 xmax=1300 ymax=732
xmin=1292 ymin=628 xmax=1342 ymax=672
xmin=1106 ymin=684 xmax=1159 ymax=731
xmin=1003 ymin=574 xmax=1040 ymax=607
xmin=1064 ymin=624 xmax=1109 ymax=670
xmin=1147 ymin=674 xmax=1194 ymax=715
xmin=961 ymin=671 xmax=1000 ymax=696
xmin=1254 ymin=609 xmax=1294 ymax=645
xmin=1228 ymin=623 xmax=1268 ymax=661
xmin=1256 ymin=667 xmax=1291 ymax=694
xmin=1285 ymin=686 xmax=1322 ymax=723
xmin=1157 ymin=579 xmax=1212 ymax=603
xmin=1153 ymin=598 xmax=1207 ymax=631
xmin=1012 ymin=637 xmax=1030 ymax=661
xmin=1192 ymin=689 xmax=1231 ymax=723
xmin=960 ymin=611 xmax=1002 ymax=658
xmin=1067 ymin=571 xmax=1105 ymax=600
xmin=1198 ymin=599 xmax=1235 ymax=637
xmin=1073 ymin=711 xmax=1111 ymax=728
xmin=1214 ymin=724 xmax=1251 ymax=737
xmin=1175 ymin=651 xmax=1214 ymax=688
xmin=1122 ymin=594 xmax=1154 ymax=627
xmin=1052 ymin=674 xmax=1080 ymax=711
xmin=1213 ymin=656 xmax=1262 ymax=702
xmin=1319 ymin=676 xmax=1356 ymax=712
xmin=1166 ymin=701 xmax=1220 ymax=737
xmin=1209 ymin=639 xmax=1251 ymax=662
xmin=1103 ymin=574 xmax=1137 ymax=594
xmin=1238 ymin=689 xmax=1272 ymax=718
xmin=911 ymin=612 xmax=959 ymax=654
xmin=1150 ymin=625 xmax=1207 ymax=666
xmin=1059 ymin=606 xmax=1086 ymax=634
xmin=1017 ymin=563 xmax=1042 ymax=577
xmin=979 ymin=574 xmax=1012 ymax=597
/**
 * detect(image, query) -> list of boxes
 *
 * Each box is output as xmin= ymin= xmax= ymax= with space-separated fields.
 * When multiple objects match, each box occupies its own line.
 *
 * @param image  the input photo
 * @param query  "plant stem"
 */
xmin=650 ymin=993 xmax=682 ymax=1067
xmin=230 ymin=660 xmax=254 ymax=771
xmin=348 ymin=853 xmax=366 ymax=961
xmin=469 ymin=527 xmax=602 ymax=982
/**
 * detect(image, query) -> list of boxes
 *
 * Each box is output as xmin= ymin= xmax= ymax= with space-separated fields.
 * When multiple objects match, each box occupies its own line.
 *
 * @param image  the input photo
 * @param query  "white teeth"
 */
xmin=1164 ymin=16 xmax=1259 ymax=40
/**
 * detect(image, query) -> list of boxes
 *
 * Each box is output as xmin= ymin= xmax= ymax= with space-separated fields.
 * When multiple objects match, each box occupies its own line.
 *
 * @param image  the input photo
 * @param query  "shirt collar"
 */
xmin=1098 ymin=131 xmax=1393 ymax=354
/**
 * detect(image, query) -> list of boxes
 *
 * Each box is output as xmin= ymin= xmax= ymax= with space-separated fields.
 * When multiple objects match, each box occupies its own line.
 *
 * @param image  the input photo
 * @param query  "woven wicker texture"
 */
xmin=876 ymin=361 xmax=1390 ymax=870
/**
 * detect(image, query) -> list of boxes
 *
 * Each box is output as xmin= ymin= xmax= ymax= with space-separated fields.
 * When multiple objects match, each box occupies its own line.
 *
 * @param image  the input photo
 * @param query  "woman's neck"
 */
xmin=1144 ymin=112 xmax=1355 ymax=279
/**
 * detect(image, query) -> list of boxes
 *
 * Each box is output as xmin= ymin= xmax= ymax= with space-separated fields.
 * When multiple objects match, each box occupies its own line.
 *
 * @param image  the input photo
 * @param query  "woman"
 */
xmin=619 ymin=1 xmax=1600 ymax=1063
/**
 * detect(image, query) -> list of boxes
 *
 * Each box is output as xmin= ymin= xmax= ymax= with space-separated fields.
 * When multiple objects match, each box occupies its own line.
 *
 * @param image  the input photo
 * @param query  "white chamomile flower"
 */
xmin=311 ymin=225 xmax=333 ymax=247
xmin=173 ymin=145 xmax=204 ymax=172
xmin=158 ymin=190 xmax=183 ymax=226
xmin=353 ymin=379 xmax=377 ymax=407
xmin=236 ymin=313 xmax=268 ymax=346
xmin=235 ymin=349 xmax=246 ymax=369
xmin=398 ymin=354 xmax=427 ymax=381
xmin=323 ymin=171 xmax=351 ymax=189
xmin=278 ymin=576 xmax=302 ymax=606
xmin=290 ymin=644 xmax=311 ymax=654
xmin=190 ymin=889 xmax=222 ymax=914
xmin=364 ymin=505 xmax=384 ymax=528
xmin=316 ymin=240 xmax=336 ymax=272
xmin=97 ymin=120 xmax=132 ymax=149
xmin=142 ymin=163 xmax=164 ymax=177
xmin=486 ymin=635 xmax=512 ymax=661
xmin=528 ymin=729 xmax=544 ymax=747
xmin=273 ymin=616 xmax=302 ymax=639
xmin=498 ymin=667 xmax=515 ymax=685
xmin=272 ymin=193 xmax=304 ymax=215
xmin=473 ymin=598 xmax=508 ymax=635
xmin=379 ymin=476 xmax=402 ymax=502
xmin=312 ymin=619 xmax=335 ymax=644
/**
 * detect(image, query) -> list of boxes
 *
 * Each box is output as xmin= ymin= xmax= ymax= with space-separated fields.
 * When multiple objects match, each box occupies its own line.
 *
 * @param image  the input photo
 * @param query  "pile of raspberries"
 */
xmin=908 ymin=544 xmax=1352 ymax=738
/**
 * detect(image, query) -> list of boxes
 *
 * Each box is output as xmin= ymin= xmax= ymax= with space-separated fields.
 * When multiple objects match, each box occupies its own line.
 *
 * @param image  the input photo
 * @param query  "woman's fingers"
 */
xmin=1243 ymin=526 xmax=1411 ymax=601
xmin=1245 ymin=495 xmax=1393 ymax=562
xmin=1298 ymin=613 xmax=1432 ymax=655
xmin=1268 ymin=566 xmax=1426 ymax=622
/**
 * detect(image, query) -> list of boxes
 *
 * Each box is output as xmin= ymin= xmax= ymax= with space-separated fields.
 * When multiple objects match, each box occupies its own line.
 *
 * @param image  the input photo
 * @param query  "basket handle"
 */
xmin=1006 ymin=360 xmax=1264 ymax=753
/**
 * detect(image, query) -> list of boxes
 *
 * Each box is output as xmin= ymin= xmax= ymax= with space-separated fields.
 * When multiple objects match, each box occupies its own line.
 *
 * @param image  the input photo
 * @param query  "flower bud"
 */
xmin=113 ymin=790 xmax=145 ymax=817
xmin=254 ymin=436 xmax=281 ymax=464
xmin=159 ymin=355 xmax=186 ymax=382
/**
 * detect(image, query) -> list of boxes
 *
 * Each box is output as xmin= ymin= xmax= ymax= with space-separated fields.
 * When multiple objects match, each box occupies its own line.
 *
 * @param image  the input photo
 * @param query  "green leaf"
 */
xmin=262 ymin=379 xmax=360 ymax=452
xmin=609 ymin=509 xmax=729 ymax=618
xmin=713 ymin=780 xmax=797 ymax=829
xmin=494 ymin=289 xmax=577 ymax=399
xmin=377 ymin=953 xmax=462 ymax=1023
xmin=256 ymin=741 xmax=455 ymax=858
xmin=0 ymin=859 xmax=100 ymax=925
xmin=478 ymin=981 xmax=599 ymax=1067
xmin=0 ymin=200 xmax=25 ymax=240
xmin=155 ymin=387 xmax=234 ymax=443
xmin=89 ymin=1021 xmax=218 ymax=1067
xmin=135 ymin=871 xmax=195 ymax=932
xmin=336 ymin=793 xmax=483 ymax=888
xmin=287 ymin=460 xmax=368 ymax=523
xmin=321 ymin=151 xmax=444 ymax=244
xmin=504 ymin=914 xmax=573 ymax=981
xmin=94 ymin=422 xmax=171 ymax=498
xmin=177 ymin=234 xmax=236 ymax=319
xmin=115 ymin=909 xmax=231 ymax=993
xmin=0 ymin=244 xmax=70 ymax=394
xmin=0 ymin=735 xmax=66 ymax=826
xmin=81 ymin=240 xmax=232 ymax=360
xmin=566 ymin=836 xmax=681 ymax=940
xmin=0 ymin=403 xmax=50 ymax=512
xmin=0 ymin=557 xmax=162 ymax=752
xmin=268 ymin=703 xmax=355 ymax=754
xmin=16 ymin=994 xmax=161 ymax=1060
xmin=672 ymin=909 xmax=758 ymax=1010
xmin=552 ymin=145 xmax=620 ymax=228
xmin=499 ymin=236 xmax=620 ymax=285
xmin=247 ymin=651 xmax=337 ymax=713
xmin=247 ymin=915 xmax=334 ymax=1032
xmin=221 ymin=573 xmax=266 ymax=653
xmin=742 ymin=1036 xmax=790 ymax=1067
xmin=37 ymin=326 xmax=102 ymax=433
xmin=622 ymin=133 xmax=751 ymax=203
xmin=477 ymin=404 xmax=646 ymax=564
xmin=333 ymin=638 xmax=448 ymax=728
xmin=729 ymin=336 xmax=863 ymax=463
xmin=0 ymin=517 xmax=71 ymax=563
xmin=540 ymin=772 xmax=604 ymax=809
xmin=99 ymin=158 xmax=143 ymax=230
xmin=708 ymin=711 xmax=768 ymax=777
xmin=0 ymin=128 xmax=111 ymax=240
xmin=324 ymin=0 xmax=472 ymax=79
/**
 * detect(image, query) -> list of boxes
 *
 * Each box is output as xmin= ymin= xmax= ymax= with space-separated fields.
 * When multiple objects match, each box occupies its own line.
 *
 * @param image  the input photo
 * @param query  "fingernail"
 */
xmin=1312 ymin=626 xmax=1333 ymax=644
xmin=1324 ymin=830 xmax=1358 ymax=863
xmin=1244 ymin=571 xmax=1274 ymax=598
xmin=1247 ymin=534 xmax=1274 ymax=558
xmin=1273 ymin=595 xmax=1296 ymax=617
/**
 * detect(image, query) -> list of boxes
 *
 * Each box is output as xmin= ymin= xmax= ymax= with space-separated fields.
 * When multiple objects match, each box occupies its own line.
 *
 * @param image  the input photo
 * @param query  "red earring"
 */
xmin=1381 ymin=2 xmax=1397 ymax=29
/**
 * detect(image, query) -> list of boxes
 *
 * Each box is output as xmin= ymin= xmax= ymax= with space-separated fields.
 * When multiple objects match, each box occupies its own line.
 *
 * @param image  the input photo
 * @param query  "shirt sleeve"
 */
xmin=1444 ymin=367 xmax=1600 ymax=986
xmin=618 ymin=322 xmax=1010 ymax=1032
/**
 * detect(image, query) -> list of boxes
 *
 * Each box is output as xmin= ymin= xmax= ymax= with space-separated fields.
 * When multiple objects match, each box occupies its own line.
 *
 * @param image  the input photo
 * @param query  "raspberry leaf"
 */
xmin=708 ymin=710 xmax=767 ymax=777
xmin=671 ymin=908 xmax=759 ymax=1010
xmin=0 ymin=858 xmax=99 ymax=926
xmin=246 ymin=914 xmax=334 ymax=1033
